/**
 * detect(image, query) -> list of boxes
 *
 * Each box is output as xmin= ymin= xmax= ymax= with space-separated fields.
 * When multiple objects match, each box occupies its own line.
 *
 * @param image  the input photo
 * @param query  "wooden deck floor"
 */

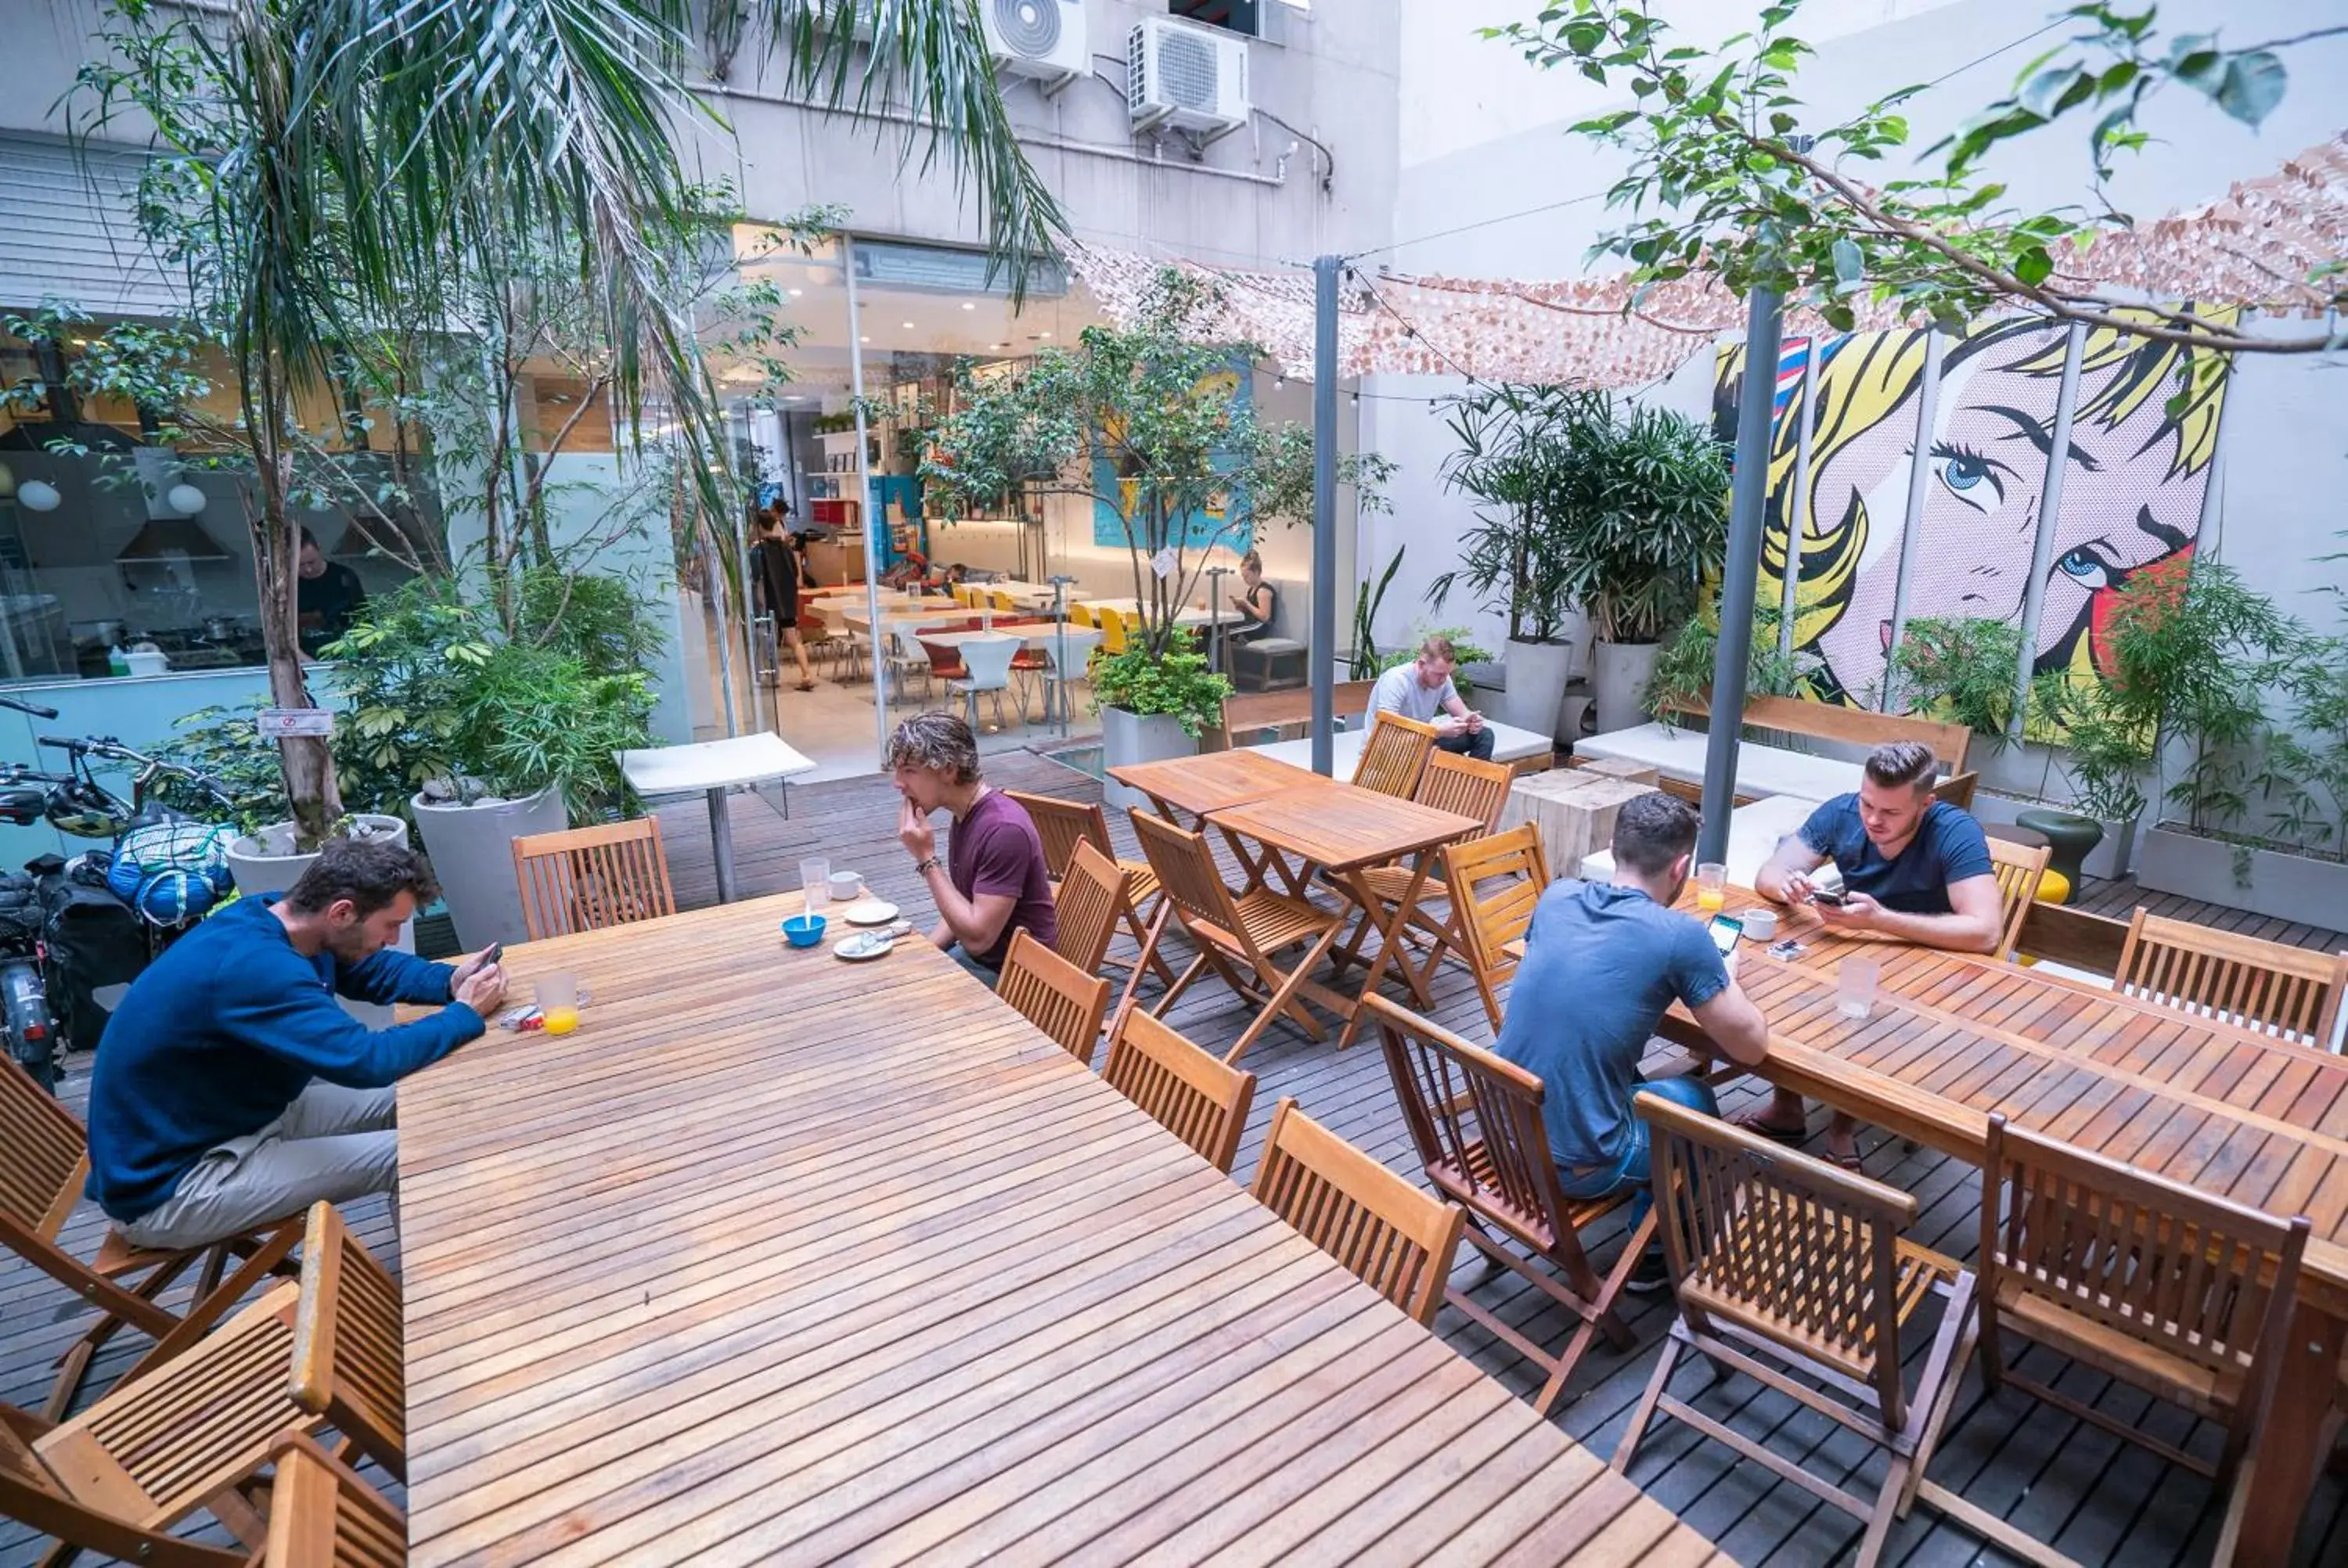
xmin=5 ymin=750 xmax=2343 ymax=1566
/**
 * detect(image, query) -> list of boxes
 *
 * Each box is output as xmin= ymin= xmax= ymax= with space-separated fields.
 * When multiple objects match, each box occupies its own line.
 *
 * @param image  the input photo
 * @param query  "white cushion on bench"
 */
xmin=1576 ymin=721 xmax=1864 ymax=802
xmin=1576 ymin=791 xmax=1823 ymax=885
xmin=1244 ymin=717 xmax=1552 ymax=778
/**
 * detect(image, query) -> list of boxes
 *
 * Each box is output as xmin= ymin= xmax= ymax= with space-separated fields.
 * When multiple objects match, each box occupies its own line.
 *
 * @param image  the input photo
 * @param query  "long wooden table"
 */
xmin=1655 ymin=894 xmax=2348 ymax=1563
xmin=397 ymin=894 xmax=1726 ymax=1566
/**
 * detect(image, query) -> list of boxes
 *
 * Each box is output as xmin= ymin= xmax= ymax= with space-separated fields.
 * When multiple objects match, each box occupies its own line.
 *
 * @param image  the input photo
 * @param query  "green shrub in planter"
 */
xmin=1089 ymin=649 xmax=1233 ymax=739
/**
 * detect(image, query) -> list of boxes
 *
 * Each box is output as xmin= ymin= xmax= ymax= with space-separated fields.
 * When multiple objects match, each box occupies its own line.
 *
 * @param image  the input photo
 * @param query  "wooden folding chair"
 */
xmin=13 ymin=1278 xmax=310 ymax=1561
xmin=1352 ymin=710 xmax=1439 ymax=799
xmin=1983 ymin=836 xmax=2051 ymax=962
xmin=1347 ymin=751 xmax=1516 ymax=989
xmin=512 ymin=818 xmax=675 ymax=940
xmin=1367 ymin=994 xmax=1644 ymax=1412
xmin=1248 ymin=1097 xmax=1464 ymax=1329
xmin=1931 ymin=770 xmax=1979 ymax=811
xmin=2116 ymin=907 xmax=2348 ymax=1045
xmin=1915 ymin=1115 xmax=2311 ymax=1566
xmin=0 ymin=1055 xmax=302 ymax=1422
xmin=1614 ymin=1095 xmax=1975 ymax=1568
xmin=1128 ymin=809 xmax=1348 ymax=1066
xmin=1444 ymin=824 xmax=1550 ymax=1035
xmin=0 ymin=1404 xmax=247 ymax=1567
xmin=1050 ymin=840 xmax=1124 ymax=976
xmin=289 ymin=1201 xmax=408 ymax=1480
xmin=1101 ymin=1009 xmax=1256 ymax=1174
xmin=995 ymin=929 xmax=1114 ymax=1067
xmin=263 ymin=1431 xmax=406 ymax=1568
xmin=1003 ymin=789 xmax=1175 ymax=996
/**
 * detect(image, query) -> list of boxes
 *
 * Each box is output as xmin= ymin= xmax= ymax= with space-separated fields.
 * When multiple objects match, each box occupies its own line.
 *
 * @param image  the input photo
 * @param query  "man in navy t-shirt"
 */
xmin=1496 ymin=792 xmax=1769 ymax=1289
xmin=1738 ymin=739 xmax=2001 ymax=1163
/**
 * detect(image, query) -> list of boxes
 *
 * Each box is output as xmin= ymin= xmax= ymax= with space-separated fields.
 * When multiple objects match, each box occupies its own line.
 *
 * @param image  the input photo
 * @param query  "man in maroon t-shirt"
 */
xmin=890 ymin=712 xmax=1057 ymax=980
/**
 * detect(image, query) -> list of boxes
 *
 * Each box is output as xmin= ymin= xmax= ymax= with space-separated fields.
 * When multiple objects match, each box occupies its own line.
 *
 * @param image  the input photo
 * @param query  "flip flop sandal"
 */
xmin=1727 ymin=1108 xmax=1809 ymax=1145
xmin=1830 ymin=1149 xmax=1865 ymax=1171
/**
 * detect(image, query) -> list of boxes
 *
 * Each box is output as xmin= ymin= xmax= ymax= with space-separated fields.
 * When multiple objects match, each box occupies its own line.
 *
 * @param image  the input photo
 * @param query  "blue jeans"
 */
xmin=947 ymin=943 xmax=999 ymax=984
xmin=1555 ymin=1075 xmax=1719 ymax=1225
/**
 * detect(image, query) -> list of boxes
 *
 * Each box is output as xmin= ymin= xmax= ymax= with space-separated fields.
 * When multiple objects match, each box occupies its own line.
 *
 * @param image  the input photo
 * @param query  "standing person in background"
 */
xmin=296 ymin=528 xmax=369 ymax=654
xmin=1366 ymin=635 xmax=1494 ymax=760
xmin=751 ymin=499 xmax=814 ymax=692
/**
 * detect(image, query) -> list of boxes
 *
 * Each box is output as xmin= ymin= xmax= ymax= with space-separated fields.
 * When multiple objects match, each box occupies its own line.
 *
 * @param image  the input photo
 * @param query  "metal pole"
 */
xmin=1697 ymin=287 xmax=1786 ymax=865
xmin=2007 ymin=322 xmax=2087 ymax=741
xmin=842 ymin=236 xmax=889 ymax=762
xmin=1310 ymin=256 xmax=1339 ymax=777
xmin=1779 ymin=337 xmax=1820 ymax=656
xmin=1050 ymin=572 xmax=1076 ymax=736
xmin=1878 ymin=328 xmax=1947 ymax=712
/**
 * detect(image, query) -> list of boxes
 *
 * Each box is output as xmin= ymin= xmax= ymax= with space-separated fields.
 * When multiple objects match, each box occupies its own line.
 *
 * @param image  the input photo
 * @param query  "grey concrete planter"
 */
xmin=2137 ymin=825 xmax=2348 ymax=924
xmin=412 ymin=786 xmax=569 ymax=951
xmin=1101 ymin=708 xmax=1197 ymax=815
xmin=1593 ymin=639 xmax=1660 ymax=735
xmin=1499 ymin=638 xmax=1574 ymax=742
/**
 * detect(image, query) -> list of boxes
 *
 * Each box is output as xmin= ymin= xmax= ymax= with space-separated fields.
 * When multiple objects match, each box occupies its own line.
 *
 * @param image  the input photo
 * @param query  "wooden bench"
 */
xmin=1577 ymin=692 xmax=1972 ymax=805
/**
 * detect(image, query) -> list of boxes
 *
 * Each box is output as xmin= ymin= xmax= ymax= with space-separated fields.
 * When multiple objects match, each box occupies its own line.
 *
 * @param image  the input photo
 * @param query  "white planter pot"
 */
xmin=411 ymin=787 xmax=570 ymax=951
xmin=2137 ymin=825 xmax=2348 ymax=926
xmin=1100 ymin=708 xmax=1197 ymax=814
xmin=1593 ymin=639 xmax=1662 ymax=735
xmin=1498 ymin=638 xmax=1575 ymax=743
xmin=1555 ymin=609 xmax=1592 ymax=684
xmin=223 ymin=815 xmax=415 ymax=1027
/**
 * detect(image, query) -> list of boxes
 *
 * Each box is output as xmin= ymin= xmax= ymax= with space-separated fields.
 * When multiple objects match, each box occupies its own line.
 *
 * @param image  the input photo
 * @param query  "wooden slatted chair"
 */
xmin=0 ymin=1055 xmax=301 ymax=1421
xmin=512 ymin=818 xmax=675 ymax=940
xmin=1983 ymin=836 xmax=2051 ymax=962
xmin=1367 ymin=994 xmax=1644 ymax=1412
xmin=1352 ymin=710 xmax=1439 ymax=799
xmin=2115 ymin=908 xmax=2348 ymax=1046
xmin=0 ymin=1405 xmax=247 ymax=1567
xmin=1049 ymin=839 xmax=1124 ymax=976
xmin=1446 ymin=824 xmax=1550 ymax=1035
xmin=1915 ymin=1114 xmax=2310 ymax=1566
xmin=995 ymin=929 xmax=1114 ymax=1068
xmin=1100 ymin=1009 xmax=1256 ymax=1174
xmin=1614 ymin=1095 xmax=1975 ymax=1568
xmin=1002 ymin=789 xmax=1173 ymax=995
xmin=263 ymin=1432 xmax=406 ymax=1568
xmin=13 ymin=1278 xmax=311 ymax=1559
xmin=1348 ymin=753 xmax=1518 ymax=1002
xmin=290 ymin=1202 xmax=408 ymax=1480
xmin=1248 ymin=1097 xmax=1464 ymax=1329
xmin=1931 ymin=770 xmax=1979 ymax=811
xmin=1128 ymin=809 xmax=1349 ymax=1066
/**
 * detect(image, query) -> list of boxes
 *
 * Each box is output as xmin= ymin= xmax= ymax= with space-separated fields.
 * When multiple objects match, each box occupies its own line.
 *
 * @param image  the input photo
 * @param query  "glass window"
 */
xmin=1170 ymin=0 xmax=1260 ymax=38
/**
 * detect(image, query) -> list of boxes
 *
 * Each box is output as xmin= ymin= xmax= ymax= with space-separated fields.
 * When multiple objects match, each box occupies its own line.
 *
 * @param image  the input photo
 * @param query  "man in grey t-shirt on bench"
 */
xmin=1366 ymin=635 xmax=1494 ymax=760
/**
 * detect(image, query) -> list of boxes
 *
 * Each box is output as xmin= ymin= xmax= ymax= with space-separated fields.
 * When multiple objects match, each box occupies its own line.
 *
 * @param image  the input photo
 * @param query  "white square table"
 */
xmin=618 ymin=732 xmax=816 ymax=903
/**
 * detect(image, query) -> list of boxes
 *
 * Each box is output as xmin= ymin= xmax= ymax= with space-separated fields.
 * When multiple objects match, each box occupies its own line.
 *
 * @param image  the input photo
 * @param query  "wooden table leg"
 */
xmin=2224 ymin=1296 xmax=2345 ymax=1563
xmin=1334 ymin=858 xmax=1438 ymax=1048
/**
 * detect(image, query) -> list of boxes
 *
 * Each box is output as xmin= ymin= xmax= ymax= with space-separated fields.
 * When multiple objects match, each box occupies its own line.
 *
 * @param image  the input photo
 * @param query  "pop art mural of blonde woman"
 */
xmin=1711 ymin=306 xmax=2235 ymax=718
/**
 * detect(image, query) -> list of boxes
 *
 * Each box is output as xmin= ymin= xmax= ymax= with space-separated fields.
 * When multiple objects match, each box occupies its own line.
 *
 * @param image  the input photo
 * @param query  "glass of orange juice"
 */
xmin=537 ymin=971 xmax=580 ymax=1035
xmin=1695 ymin=862 xmax=1727 ymax=912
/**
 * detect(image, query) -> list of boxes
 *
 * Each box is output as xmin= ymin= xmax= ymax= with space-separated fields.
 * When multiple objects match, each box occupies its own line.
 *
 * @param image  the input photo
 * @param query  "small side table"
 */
xmin=618 ymin=733 xmax=816 ymax=903
xmin=2014 ymin=807 xmax=2104 ymax=899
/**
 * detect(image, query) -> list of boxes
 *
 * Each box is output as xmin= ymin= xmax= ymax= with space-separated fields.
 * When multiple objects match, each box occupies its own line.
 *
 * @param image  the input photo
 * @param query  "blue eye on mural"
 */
xmin=1933 ymin=445 xmax=1992 ymax=494
xmin=2055 ymin=546 xmax=2114 ymax=590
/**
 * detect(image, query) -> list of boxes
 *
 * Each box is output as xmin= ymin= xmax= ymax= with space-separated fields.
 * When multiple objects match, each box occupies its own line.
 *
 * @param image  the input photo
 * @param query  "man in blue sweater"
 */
xmin=88 ymin=838 xmax=507 ymax=1250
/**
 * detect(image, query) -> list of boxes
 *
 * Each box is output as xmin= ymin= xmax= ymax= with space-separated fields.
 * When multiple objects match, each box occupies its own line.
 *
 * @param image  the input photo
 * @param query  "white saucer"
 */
xmin=844 ymin=899 xmax=900 ymax=926
xmin=835 ymin=930 xmax=896 ymax=962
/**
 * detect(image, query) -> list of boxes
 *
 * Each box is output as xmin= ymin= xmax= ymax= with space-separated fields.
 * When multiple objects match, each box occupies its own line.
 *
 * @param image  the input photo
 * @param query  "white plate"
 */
xmin=844 ymin=899 xmax=900 ymax=926
xmin=835 ymin=931 xmax=896 ymax=962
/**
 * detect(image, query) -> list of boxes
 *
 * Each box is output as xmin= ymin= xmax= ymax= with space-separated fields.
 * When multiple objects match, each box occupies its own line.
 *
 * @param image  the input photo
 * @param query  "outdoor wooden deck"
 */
xmin=5 ymin=746 xmax=2343 ymax=1566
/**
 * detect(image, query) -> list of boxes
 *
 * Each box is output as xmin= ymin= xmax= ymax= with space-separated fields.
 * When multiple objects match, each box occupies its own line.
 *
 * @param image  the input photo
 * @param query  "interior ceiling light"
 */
xmin=901 ymin=322 xmax=915 ymax=329
xmin=961 ymin=301 xmax=976 ymax=311
xmin=788 ymin=288 xmax=804 ymax=297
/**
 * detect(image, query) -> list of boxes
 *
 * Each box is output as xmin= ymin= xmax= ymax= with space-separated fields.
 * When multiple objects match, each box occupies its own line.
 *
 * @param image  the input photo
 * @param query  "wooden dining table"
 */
xmin=1636 ymin=890 xmax=2348 ymax=1563
xmin=395 ymin=894 xmax=1725 ymax=1566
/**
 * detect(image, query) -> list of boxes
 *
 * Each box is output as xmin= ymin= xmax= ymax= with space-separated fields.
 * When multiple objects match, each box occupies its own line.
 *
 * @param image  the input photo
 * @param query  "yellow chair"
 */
xmin=952 ymin=584 xmax=975 ymax=609
xmin=991 ymin=588 xmax=1018 ymax=615
xmin=1068 ymin=602 xmax=1097 ymax=629
xmin=1100 ymin=611 xmax=1129 ymax=656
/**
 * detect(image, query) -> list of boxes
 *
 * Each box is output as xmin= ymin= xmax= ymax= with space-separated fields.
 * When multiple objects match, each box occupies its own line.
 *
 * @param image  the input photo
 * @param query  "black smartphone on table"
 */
xmin=1708 ymin=913 xmax=1743 ymax=956
xmin=1810 ymin=887 xmax=1846 ymax=907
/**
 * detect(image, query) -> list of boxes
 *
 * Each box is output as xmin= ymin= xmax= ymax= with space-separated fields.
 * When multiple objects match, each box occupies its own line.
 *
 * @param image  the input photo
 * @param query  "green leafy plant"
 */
xmin=1645 ymin=603 xmax=1812 ymax=720
xmin=1492 ymin=1 xmax=2339 ymax=354
xmin=1376 ymin=627 xmax=1498 ymax=698
xmin=923 ymin=269 xmax=1392 ymax=658
xmin=448 ymin=643 xmax=654 ymax=820
xmin=1088 ymin=649 xmax=1233 ymax=739
xmin=143 ymin=703 xmax=296 ymax=838
xmin=1350 ymin=547 xmax=1406 ymax=680
xmin=1890 ymin=616 xmax=2025 ymax=750
xmin=2256 ymin=535 xmax=2348 ymax=859
xmin=1428 ymin=384 xmax=1582 ymax=646
xmin=2033 ymin=671 xmax=2152 ymax=825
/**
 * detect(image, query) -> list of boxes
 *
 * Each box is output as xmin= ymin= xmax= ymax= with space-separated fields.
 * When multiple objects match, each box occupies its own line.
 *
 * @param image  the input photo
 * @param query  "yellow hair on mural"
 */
xmin=2004 ymin=303 xmax=2238 ymax=480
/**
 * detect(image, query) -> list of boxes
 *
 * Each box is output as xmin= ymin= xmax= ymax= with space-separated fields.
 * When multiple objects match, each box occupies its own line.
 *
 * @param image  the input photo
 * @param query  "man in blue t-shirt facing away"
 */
xmin=1496 ymin=791 xmax=1770 ymax=1289
xmin=88 ymin=839 xmax=508 ymax=1252
xmin=1738 ymin=739 xmax=2000 ymax=1164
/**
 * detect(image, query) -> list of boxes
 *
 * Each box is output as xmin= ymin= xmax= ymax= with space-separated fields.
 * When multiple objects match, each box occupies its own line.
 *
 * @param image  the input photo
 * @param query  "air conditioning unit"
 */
xmin=982 ymin=0 xmax=1087 ymax=87
xmin=1127 ymin=16 xmax=1250 ymax=142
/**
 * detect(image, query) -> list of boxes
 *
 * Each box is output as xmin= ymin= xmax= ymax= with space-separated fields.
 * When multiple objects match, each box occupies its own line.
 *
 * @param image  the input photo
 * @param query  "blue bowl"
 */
xmin=783 ymin=913 xmax=826 ymax=948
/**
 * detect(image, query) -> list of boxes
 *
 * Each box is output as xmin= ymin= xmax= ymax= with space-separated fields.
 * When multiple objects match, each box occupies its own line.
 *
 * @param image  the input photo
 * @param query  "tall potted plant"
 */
xmin=1428 ymin=385 xmax=1586 ymax=740
xmin=924 ymin=269 xmax=1389 ymax=788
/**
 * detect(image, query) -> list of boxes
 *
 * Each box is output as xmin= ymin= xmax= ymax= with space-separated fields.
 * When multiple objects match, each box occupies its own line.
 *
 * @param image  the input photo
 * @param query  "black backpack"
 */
xmin=36 ymin=853 xmax=151 ymax=1056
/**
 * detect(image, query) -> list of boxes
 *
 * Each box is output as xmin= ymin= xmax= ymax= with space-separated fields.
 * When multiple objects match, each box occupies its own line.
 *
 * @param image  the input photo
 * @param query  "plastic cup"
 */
xmin=1695 ymin=861 xmax=1727 ymax=912
xmin=1836 ymin=957 xmax=1880 ymax=1021
xmin=801 ymin=857 xmax=831 ymax=916
xmin=538 ymin=971 xmax=580 ymax=1035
